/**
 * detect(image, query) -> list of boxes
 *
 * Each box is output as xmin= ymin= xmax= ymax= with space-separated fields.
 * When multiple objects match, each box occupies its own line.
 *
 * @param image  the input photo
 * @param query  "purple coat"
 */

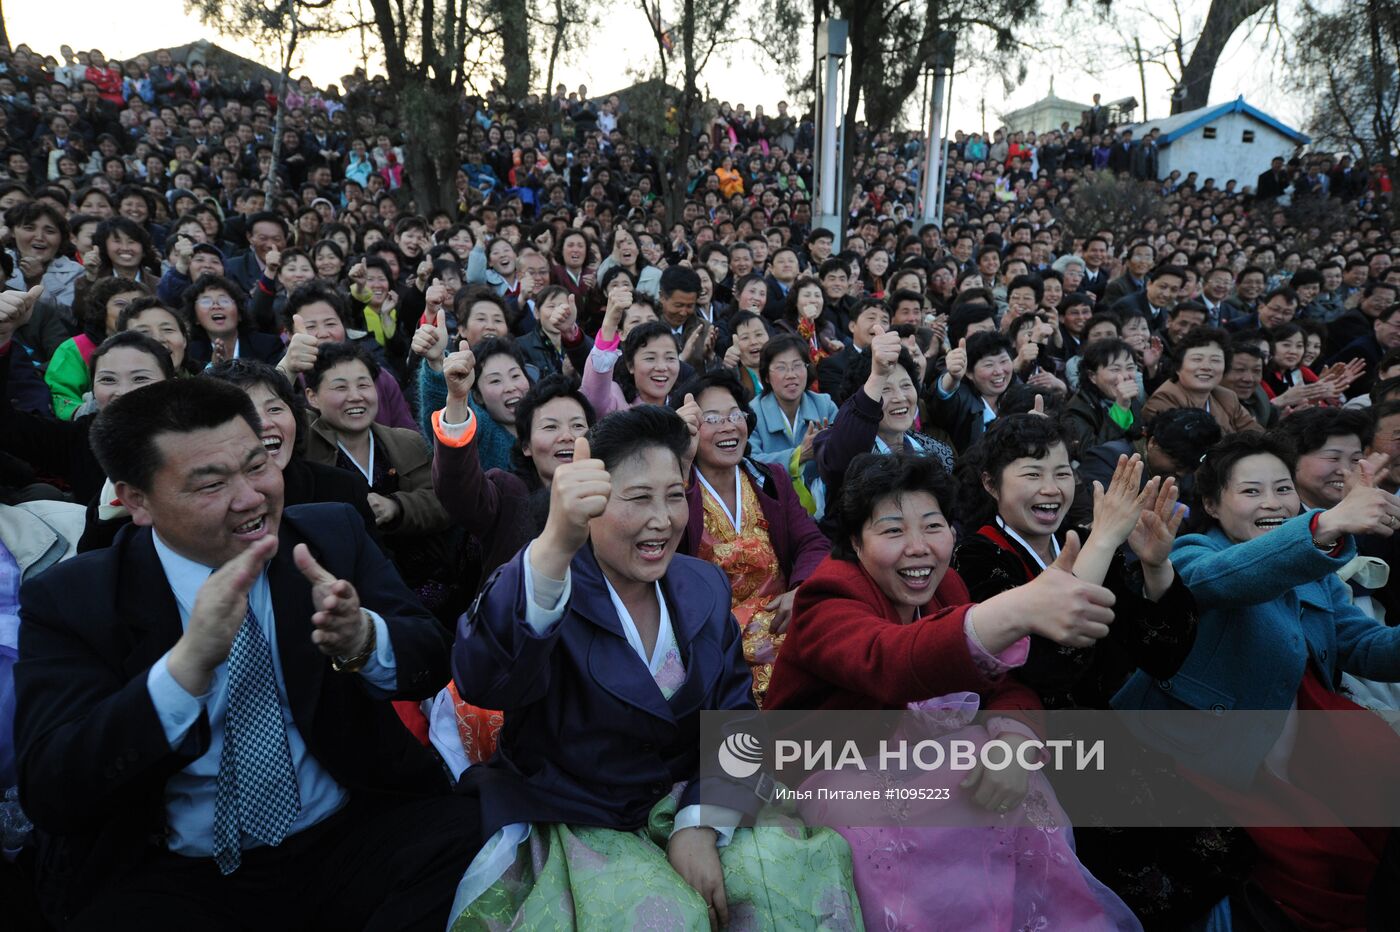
xmin=684 ymin=459 xmax=829 ymax=588
xmin=431 ymin=424 xmax=539 ymax=594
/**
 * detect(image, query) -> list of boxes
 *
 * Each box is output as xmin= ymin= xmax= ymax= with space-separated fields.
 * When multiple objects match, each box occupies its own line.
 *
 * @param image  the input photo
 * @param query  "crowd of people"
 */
xmin=2 ymin=36 xmax=1400 ymax=932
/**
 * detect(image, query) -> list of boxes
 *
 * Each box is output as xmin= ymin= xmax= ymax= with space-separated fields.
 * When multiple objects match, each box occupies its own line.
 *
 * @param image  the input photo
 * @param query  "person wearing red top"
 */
xmin=84 ymin=50 xmax=125 ymax=106
xmin=764 ymin=451 xmax=1139 ymax=930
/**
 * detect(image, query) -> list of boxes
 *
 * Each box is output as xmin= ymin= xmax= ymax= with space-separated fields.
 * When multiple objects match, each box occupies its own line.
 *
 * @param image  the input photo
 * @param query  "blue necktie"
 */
xmin=213 ymin=606 xmax=301 ymax=875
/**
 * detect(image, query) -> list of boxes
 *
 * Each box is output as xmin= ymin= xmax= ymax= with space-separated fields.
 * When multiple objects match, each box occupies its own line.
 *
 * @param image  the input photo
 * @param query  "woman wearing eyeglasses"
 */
xmin=181 ymin=272 xmax=284 ymax=366
xmin=677 ymin=369 xmax=831 ymax=706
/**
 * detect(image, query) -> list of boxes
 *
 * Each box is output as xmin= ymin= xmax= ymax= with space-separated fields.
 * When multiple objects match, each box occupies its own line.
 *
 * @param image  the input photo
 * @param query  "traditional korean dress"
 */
xmin=447 ymin=545 xmax=862 ymax=931
xmin=695 ymin=469 xmax=787 ymax=706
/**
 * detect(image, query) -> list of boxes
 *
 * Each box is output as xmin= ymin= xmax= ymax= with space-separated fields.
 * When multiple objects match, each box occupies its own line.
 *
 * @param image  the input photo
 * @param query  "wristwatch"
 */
xmin=331 ymin=611 xmax=377 ymax=673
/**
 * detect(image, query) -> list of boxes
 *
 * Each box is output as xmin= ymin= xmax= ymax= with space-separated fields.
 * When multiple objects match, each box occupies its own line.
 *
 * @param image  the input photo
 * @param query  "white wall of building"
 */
xmin=1158 ymin=111 xmax=1299 ymax=189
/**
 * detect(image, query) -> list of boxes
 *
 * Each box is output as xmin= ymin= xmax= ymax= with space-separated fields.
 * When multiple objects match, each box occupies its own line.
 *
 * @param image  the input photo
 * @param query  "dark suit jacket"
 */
xmin=1326 ymin=310 xmax=1374 ymax=359
xmin=1256 ymin=169 xmax=1289 ymax=200
xmin=0 ymin=345 xmax=105 ymax=503
xmin=1109 ymin=290 xmax=1167 ymax=329
xmin=1080 ymin=267 xmax=1109 ymax=300
xmin=1102 ymin=273 xmax=1142 ymax=308
xmin=453 ymin=545 xmax=759 ymax=838
xmin=14 ymin=503 xmax=451 ymax=917
xmin=224 ymin=249 xmax=265 ymax=294
xmin=1107 ymin=141 xmax=1134 ymax=174
xmin=815 ymin=343 xmax=862 ymax=404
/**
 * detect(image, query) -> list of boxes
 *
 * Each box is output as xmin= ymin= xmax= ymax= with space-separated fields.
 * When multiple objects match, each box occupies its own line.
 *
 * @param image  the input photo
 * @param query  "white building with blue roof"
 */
xmin=1121 ymin=97 xmax=1311 ymax=189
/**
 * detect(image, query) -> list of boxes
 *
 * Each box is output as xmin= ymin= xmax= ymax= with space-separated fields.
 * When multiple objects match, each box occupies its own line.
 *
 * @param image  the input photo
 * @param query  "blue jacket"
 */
xmin=748 ymin=390 xmax=838 ymax=488
xmin=1113 ymin=511 xmax=1400 ymax=786
xmin=452 ymin=545 xmax=759 ymax=838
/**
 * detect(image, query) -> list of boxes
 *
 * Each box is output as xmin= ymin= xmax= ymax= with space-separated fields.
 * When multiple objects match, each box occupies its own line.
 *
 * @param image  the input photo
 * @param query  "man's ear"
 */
xmin=115 ymin=481 xmax=155 ymax=527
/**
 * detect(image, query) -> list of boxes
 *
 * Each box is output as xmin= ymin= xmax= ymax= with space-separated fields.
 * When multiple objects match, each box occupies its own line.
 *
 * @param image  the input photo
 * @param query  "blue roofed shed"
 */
xmin=1121 ymin=97 xmax=1311 ymax=189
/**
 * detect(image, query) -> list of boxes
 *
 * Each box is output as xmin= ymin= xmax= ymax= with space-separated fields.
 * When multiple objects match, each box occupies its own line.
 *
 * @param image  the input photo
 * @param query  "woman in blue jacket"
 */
xmin=747 ymin=335 xmax=837 ymax=509
xmin=1114 ymin=429 xmax=1400 ymax=930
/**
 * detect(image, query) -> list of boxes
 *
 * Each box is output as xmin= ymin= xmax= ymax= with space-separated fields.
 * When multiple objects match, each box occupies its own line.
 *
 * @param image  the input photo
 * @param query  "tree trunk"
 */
xmin=1365 ymin=0 xmax=1400 ymax=175
xmin=495 ymin=0 xmax=532 ymax=99
xmin=399 ymin=82 xmax=462 ymax=215
xmin=665 ymin=0 xmax=698 ymax=225
xmin=1172 ymin=0 xmax=1268 ymax=113
xmin=266 ymin=0 xmax=298 ymax=201
xmin=545 ymin=0 xmax=565 ymax=97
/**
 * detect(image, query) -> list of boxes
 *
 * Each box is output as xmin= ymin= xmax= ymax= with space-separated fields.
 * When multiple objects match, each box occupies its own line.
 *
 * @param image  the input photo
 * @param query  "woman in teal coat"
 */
xmin=1114 ymin=429 xmax=1400 ymax=930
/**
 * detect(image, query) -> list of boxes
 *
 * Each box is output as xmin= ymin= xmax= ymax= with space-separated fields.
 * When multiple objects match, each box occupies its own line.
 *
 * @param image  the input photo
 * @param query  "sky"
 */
xmin=7 ymin=0 xmax=1307 ymax=136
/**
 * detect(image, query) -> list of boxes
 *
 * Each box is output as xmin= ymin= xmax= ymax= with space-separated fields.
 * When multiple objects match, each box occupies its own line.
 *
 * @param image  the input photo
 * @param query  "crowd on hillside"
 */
xmin=2 ymin=37 xmax=1400 ymax=932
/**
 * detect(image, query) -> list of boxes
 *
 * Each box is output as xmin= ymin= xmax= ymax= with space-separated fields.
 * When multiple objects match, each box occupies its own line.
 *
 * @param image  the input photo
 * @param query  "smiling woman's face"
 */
xmin=1206 ymin=452 xmax=1299 ymax=543
xmin=854 ymin=490 xmax=953 ymax=622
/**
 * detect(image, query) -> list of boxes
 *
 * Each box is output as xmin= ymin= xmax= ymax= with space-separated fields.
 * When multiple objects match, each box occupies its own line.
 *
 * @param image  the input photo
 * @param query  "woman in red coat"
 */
xmin=765 ymin=451 xmax=1141 ymax=931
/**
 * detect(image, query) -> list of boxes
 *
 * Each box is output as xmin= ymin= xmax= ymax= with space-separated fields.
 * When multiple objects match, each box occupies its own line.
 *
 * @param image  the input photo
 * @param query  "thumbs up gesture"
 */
xmin=424 ymin=278 xmax=447 ymax=311
xmin=0 ymin=284 xmax=43 ymax=346
xmin=411 ymin=309 xmax=449 ymax=369
xmin=1316 ymin=452 xmax=1400 ymax=541
xmin=443 ymin=339 xmax=477 ymax=402
xmin=294 ymin=543 xmax=371 ymax=659
xmin=868 ymin=325 xmax=902 ymax=378
xmin=970 ymin=531 xmax=1118 ymax=652
xmin=544 ymin=293 xmax=578 ymax=338
xmin=83 ymin=244 xmax=102 ymax=280
xmin=944 ymin=337 xmax=968 ymax=382
xmin=1031 ymin=532 xmax=1118 ymax=646
xmin=675 ymin=391 xmax=703 ymax=470
xmin=534 ymin=436 xmax=613 ymax=579
xmin=279 ymin=313 xmax=320 ymax=376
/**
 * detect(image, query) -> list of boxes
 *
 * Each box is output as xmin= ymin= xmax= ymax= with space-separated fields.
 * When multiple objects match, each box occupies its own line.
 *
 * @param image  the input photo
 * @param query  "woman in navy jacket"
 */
xmin=449 ymin=405 xmax=860 ymax=930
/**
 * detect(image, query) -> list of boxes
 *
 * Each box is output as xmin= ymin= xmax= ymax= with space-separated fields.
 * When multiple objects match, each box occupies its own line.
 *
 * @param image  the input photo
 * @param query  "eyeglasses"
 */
xmin=701 ymin=410 xmax=747 ymax=427
xmin=769 ymin=363 xmax=806 ymax=376
xmin=197 ymin=296 xmax=236 ymax=309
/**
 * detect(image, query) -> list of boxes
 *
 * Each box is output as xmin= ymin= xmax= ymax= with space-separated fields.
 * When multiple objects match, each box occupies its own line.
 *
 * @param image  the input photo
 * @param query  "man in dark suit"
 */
xmin=1078 ymin=236 xmax=1111 ymax=300
xmin=1082 ymin=93 xmax=1109 ymax=136
xmin=1110 ymin=264 xmax=1186 ymax=330
xmin=14 ymin=378 xmax=479 ymax=930
xmin=817 ymin=298 xmax=889 ymax=404
xmin=225 ymin=210 xmax=289 ymax=294
xmin=1256 ymin=156 xmax=1290 ymax=199
xmin=1106 ymin=129 xmax=1135 ymax=174
xmin=1103 ymin=241 xmax=1156 ymax=307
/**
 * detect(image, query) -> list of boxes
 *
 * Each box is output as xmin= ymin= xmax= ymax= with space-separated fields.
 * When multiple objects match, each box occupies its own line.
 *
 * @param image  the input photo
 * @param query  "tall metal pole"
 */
xmin=920 ymin=32 xmax=955 ymax=226
xmin=920 ymin=68 xmax=947 ymax=224
xmin=934 ymin=69 xmax=955 ymax=227
xmin=814 ymin=20 xmax=848 ymax=236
